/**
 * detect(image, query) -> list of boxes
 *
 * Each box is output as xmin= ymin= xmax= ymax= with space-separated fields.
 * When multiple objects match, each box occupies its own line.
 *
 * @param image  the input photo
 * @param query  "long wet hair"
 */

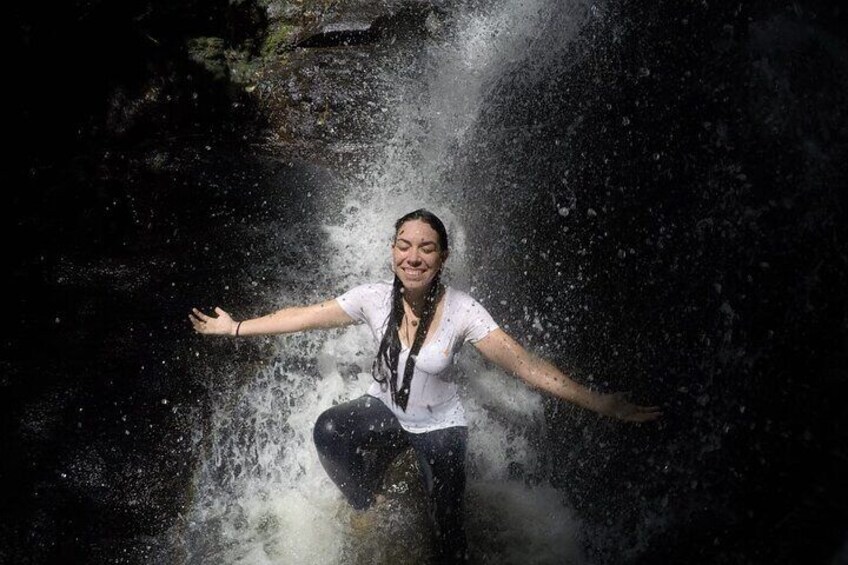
xmin=372 ymin=209 xmax=449 ymax=410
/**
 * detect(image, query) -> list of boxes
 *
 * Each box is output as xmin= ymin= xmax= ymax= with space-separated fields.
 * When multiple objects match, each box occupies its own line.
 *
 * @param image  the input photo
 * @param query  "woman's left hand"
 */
xmin=598 ymin=392 xmax=663 ymax=422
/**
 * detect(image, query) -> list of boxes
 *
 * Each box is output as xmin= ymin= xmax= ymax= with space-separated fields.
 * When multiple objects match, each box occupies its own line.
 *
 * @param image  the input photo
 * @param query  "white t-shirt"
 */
xmin=336 ymin=281 xmax=499 ymax=433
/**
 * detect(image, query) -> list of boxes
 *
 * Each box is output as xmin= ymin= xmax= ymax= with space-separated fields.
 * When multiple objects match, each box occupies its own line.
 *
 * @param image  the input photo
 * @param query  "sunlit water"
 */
xmin=175 ymin=0 xmax=599 ymax=562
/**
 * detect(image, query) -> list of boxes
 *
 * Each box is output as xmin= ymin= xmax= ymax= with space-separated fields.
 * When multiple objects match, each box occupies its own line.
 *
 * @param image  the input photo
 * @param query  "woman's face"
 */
xmin=392 ymin=219 xmax=447 ymax=294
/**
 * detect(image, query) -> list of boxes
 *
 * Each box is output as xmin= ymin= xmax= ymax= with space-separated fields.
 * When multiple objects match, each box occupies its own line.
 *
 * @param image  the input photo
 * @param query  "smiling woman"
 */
xmin=189 ymin=207 xmax=661 ymax=564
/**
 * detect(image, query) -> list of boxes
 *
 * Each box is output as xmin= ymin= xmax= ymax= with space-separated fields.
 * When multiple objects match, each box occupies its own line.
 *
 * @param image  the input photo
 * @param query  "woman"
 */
xmin=190 ymin=208 xmax=661 ymax=563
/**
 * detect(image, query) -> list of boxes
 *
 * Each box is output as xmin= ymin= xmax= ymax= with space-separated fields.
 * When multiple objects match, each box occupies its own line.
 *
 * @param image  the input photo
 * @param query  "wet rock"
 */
xmin=250 ymin=0 xmax=449 ymax=166
xmin=294 ymin=0 xmax=445 ymax=47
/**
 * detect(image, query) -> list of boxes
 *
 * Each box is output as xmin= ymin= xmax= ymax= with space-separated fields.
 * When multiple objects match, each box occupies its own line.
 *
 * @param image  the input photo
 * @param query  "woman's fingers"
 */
xmin=190 ymin=307 xmax=220 ymax=334
xmin=191 ymin=307 xmax=211 ymax=322
xmin=608 ymin=393 xmax=663 ymax=422
xmin=628 ymin=404 xmax=663 ymax=422
xmin=639 ymin=410 xmax=663 ymax=421
xmin=189 ymin=311 xmax=208 ymax=333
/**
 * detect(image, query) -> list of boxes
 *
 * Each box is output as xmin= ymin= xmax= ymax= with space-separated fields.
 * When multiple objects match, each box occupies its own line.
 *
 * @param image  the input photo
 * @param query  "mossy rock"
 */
xmin=261 ymin=23 xmax=300 ymax=58
xmin=186 ymin=37 xmax=229 ymax=81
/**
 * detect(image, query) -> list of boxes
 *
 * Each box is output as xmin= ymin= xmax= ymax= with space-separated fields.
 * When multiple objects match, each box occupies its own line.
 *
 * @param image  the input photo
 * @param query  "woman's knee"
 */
xmin=313 ymin=408 xmax=340 ymax=453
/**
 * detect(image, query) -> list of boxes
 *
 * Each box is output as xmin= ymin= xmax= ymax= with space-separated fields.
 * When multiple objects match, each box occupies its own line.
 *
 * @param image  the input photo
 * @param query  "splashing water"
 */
xmin=176 ymin=0 xmax=600 ymax=563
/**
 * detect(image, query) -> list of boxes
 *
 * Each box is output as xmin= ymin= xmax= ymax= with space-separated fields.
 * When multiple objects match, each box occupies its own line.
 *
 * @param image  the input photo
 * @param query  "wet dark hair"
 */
xmin=372 ymin=209 xmax=449 ymax=410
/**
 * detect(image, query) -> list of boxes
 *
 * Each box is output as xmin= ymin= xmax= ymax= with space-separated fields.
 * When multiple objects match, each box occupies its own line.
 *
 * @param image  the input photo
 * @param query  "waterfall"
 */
xmin=177 ymin=0 xmax=601 ymax=562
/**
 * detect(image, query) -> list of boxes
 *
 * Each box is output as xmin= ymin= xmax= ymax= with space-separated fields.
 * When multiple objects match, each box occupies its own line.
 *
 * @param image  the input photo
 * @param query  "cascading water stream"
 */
xmin=177 ymin=0 xmax=600 ymax=562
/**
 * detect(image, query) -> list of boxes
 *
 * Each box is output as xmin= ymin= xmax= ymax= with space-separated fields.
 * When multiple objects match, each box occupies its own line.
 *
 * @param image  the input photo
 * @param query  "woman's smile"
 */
xmin=392 ymin=219 xmax=447 ymax=294
xmin=401 ymin=267 xmax=426 ymax=277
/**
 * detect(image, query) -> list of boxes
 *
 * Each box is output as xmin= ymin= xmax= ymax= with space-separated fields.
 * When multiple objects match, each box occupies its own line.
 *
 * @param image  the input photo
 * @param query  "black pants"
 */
xmin=313 ymin=395 xmax=468 ymax=563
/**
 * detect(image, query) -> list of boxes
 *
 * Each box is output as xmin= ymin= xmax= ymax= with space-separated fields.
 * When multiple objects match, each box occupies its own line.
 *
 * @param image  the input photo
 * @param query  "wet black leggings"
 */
xmin=313 ymin=395 xmax=468 ymax=563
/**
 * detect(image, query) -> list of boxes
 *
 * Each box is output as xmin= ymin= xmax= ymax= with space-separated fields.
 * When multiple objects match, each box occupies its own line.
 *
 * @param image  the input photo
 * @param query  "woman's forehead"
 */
xmin=396 ymin=219 xmax=440 ymax=241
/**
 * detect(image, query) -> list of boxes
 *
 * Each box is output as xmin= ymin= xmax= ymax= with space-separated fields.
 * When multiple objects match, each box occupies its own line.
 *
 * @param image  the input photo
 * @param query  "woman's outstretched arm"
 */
xmin=189 ymin=300 xmax=355 ymax=337
xmin=473 ymin=329 xmax=662 ymax=422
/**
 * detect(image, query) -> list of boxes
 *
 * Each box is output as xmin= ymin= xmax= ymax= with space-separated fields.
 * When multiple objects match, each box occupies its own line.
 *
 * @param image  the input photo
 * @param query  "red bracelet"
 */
xmin=235 ymin=321 xmax=242 ymax=336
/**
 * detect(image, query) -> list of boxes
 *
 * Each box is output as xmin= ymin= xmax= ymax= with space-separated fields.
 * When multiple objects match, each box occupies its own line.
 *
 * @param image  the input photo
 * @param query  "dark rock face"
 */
xmin=6 ymin=0 xmax=847 ymax=563
xmin=456 ymin=1 xmax=847 ymax=563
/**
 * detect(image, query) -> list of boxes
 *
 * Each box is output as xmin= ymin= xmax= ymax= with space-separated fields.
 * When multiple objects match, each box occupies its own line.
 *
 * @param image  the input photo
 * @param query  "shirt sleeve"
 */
xmin=461 ymin=294 xmax=500 ymax=344
xmin=335 ymin=283 xmax=375 ymax=325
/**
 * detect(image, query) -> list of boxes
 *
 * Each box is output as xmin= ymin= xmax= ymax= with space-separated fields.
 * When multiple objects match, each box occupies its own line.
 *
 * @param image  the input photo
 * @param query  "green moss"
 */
xmin=261 ymin=23 xmax=297 ymax=58
xmin=186 ymin=37 xmax=228 ymax=81
xmin=228 ymin=58 xmax=259 ymax=84
xmin=186 ymin=36 xmax=267 ymax=85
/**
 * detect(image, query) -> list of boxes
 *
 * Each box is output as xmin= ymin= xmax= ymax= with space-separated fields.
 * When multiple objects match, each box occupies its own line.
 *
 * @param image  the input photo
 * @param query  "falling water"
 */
xmin=176 ymin=0 xmax=601 ymax=563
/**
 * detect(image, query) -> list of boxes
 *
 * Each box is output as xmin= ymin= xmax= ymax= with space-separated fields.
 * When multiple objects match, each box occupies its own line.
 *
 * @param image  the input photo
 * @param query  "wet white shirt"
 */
xmin=336 ymin=281 xmax=499 ymax=433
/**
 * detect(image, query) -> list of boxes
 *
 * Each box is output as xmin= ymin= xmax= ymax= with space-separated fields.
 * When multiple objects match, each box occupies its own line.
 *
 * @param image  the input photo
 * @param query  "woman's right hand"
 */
xmin=597 ymin=391 xmax=663 ymax=423
xmin=189 ymin=307 xmax=237 ymax=336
